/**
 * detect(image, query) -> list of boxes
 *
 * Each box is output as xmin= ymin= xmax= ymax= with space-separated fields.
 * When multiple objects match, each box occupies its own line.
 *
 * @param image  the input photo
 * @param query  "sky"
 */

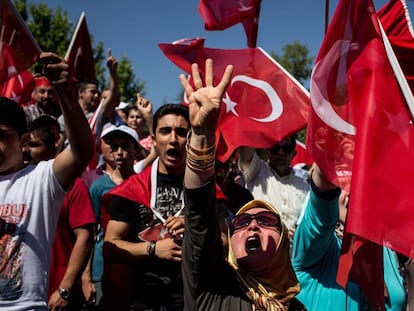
xmin=30 ymin=0 xmax=414 ymax=110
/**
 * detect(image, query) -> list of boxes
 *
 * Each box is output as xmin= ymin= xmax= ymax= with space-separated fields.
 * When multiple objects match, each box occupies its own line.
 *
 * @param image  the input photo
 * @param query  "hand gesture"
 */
xmin=179 ymin=59 xmax=233 ymax=134
xmin=164 ymin=215 xmax=185 ymax=238
xmin=106 ymin=48 xmax=118 ymax=77
xmin=136 ymin=93 xmax=153 ymax=120
xmin=38 ymin=52 xmax=69 ymax=89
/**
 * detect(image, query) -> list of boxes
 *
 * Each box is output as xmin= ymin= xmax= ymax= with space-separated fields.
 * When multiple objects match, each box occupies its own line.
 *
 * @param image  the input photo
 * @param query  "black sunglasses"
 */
xmin=110 ymin=142 xmax=131 ymax=151
xmin=269 ymin=144 xmax=294 ymax=154
xmin=230 ymin=211 xmax=281 ymax=233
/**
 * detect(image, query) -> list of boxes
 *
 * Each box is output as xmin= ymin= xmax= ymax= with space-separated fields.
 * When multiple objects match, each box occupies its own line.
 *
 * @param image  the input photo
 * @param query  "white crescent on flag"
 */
xmin=310 ymin=40 xmax=356 ymax=135
xmin=226 ymin=75 xmax=283 ymax=123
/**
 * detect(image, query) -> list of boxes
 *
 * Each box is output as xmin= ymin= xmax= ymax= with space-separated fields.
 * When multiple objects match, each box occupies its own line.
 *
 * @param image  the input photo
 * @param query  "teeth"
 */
xmin=245 ymin=236 xmax=261 ymax=251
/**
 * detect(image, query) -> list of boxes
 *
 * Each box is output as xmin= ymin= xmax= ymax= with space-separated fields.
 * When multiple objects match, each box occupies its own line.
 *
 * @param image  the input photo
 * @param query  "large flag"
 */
xmin=378 ymin=0 xmax=414 ymax=93
xmin=0 ymin=0 xmax=40 ymax=104
xmin=65 ymin=12 xmax=96 ymax=84
xmin=159 ymin=38 xmax=310 ymax=162
xmin=307 ymin=0 xmax=414 ymax=308
xmin=198 ymin=0 xmax=261 ymax=47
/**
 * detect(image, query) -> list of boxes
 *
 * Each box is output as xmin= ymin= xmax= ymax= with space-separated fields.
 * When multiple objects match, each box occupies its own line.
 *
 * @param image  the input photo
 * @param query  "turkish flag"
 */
xmin=307 ymin=0 xmax=414 ymax=309
xmin=65 ymin=12 xmax=96 ymax=84
xmin=1 ymin=66 xmax=35 ymax=106
xmin=159 ymin=39 xmax=310 ymax=162
xmin=378 ymin=0 xmax=414 ymax=93
xmin=0 ymin=0 xmax=40 ymax=105
xmin=0 ymin=0 xmax=40 ymax=81
xmin=198 ymin=0 xmax=261 ymax=47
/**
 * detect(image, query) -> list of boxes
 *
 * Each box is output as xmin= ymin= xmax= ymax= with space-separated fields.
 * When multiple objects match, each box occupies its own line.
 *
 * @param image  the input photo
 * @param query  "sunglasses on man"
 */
xmin=230 ymin=211 xmax=281 ymax=234
xmin=109 ymin=142 xmax=131 ymax=151
xmin=268 ymin=143 xmax=295 ymax=154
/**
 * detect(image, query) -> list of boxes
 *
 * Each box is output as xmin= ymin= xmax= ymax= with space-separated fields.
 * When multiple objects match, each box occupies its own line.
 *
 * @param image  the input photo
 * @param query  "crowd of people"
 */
xmin=0 ymin=48 xmax=412 ymax=311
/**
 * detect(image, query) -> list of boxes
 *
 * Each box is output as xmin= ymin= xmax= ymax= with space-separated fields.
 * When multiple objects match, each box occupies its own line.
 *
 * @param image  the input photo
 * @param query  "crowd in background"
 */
xmin=0 ymin=48 xmax=412 ymax=311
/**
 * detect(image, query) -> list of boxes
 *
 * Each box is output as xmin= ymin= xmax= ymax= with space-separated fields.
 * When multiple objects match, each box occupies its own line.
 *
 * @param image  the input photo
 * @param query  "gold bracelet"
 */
xmin=185 ymin=130 xmax=216 ymax=172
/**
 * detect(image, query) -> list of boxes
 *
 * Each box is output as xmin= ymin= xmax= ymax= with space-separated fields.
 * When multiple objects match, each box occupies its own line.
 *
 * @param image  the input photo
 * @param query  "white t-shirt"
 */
xmin=0 ymin=160 xmax=66 ymax=310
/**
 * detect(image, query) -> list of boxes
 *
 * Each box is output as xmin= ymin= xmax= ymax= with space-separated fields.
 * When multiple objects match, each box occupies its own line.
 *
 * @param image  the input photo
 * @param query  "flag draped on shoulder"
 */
xmin=198 ymin=0 xmax=261 ymax=47
xmin=65 ymin=12 xmax=96 ymax=85
xmin=307 ymin=0 xmax=414 ymax=309
xmin=159 ymin=39 xmax=310 ymax=162
xmin=0 ymin=0 xmax=40 ymax=105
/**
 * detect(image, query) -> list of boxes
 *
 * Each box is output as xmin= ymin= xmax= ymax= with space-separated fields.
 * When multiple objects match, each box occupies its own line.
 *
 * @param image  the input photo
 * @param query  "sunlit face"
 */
xmin=24 ymin=130 xmax=57 ymax=164
xmin=153 ymin=114 xmax=189 ymax=175
xmin=266 ymin=137 xmax=296 ymax=176
xmin=79 ymin=84 xmax=99 ymax=113
xmin=107 ymin=136 xmax=139 ymax=171
xmin=0 ymin=123 xmax=24 ymax=174
xmin=230 ymin=207 xmax=281 ymax=272
xmin=34 ymin=85 xmax=57 ymax=111
xmin=127 ymin=108 xmax=144 ymax=133
xmin=100 ymin=138 xmax=116 ymax=171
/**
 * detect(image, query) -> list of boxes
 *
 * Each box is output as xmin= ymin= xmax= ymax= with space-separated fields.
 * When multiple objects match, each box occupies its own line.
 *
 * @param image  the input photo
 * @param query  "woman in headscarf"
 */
xmin=180 ymin=59 xmax=305 ymax=311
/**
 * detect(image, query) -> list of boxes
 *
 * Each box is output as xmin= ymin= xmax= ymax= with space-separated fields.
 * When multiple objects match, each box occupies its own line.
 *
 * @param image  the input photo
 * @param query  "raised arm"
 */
xmin=180 ymin=59 xmax=233 ymax=188
xmin=40 ymin=52 xmax=94 ymax=188
xmin=136 ymin=93 xmax=154 ymax=136
xmin=310 ymin=163 xmax=337 ymax=191
xmin=102 ymin=49 xmax=120 ymax=120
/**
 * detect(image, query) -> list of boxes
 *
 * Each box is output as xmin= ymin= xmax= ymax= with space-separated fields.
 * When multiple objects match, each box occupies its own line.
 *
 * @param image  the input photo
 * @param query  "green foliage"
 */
xmin=26 ymin=3 xmax=72 ymax=56
xmin=271 ymin=41 xmax=314 ymax=85
xmin=94 ymin=42 xmax=106 ymax=89
xmin=117 ymin=55 xmax=146 ymax=103
xmin=13 ymin=0 xmax=145 ymax=98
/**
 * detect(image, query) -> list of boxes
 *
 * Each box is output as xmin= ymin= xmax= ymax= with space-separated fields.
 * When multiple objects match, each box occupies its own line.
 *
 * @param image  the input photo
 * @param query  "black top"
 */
xmin=183 ymin=180 xmax=306 ymax=311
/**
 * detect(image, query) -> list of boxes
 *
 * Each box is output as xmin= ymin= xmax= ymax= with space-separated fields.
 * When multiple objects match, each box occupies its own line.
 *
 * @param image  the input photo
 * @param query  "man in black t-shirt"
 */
xmin=103 ymin=104 xmax=190 ymax=311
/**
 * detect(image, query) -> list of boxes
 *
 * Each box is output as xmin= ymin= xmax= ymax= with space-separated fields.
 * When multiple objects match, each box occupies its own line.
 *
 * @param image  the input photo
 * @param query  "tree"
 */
xmin=117 ymin=55 xmax=146 ymax=103
xmin=271 ymin=41 xmax=314 ymax=85
xmin=13 ymin=0 xmax=145 ymax=98
xmin=271 ymin=41 xmax=314 ymax=143
xmin=19 ymin=0 xmax=73 ymax=56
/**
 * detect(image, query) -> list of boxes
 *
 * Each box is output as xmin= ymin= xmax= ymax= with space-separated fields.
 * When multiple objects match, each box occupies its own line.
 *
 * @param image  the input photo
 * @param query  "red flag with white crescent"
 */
xmin=159 ymin=39 xmax=310 ymax=162
xmin=308 ymin=0 xmax=414 ymax=308
xmin=0 ymin=0 xmax=40 ymax=81
xmin=65 ymin=12 xmax=96 ymax=84
xmin=0 ymin=0 xmax=39 ymax=105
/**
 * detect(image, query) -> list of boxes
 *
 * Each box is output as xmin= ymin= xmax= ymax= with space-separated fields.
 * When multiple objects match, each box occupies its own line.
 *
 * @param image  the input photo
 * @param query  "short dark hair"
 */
xmin=75 ymin=80 xmax=99 ymax=97
xmin=0 ymin=97 xmax=27 ymax=137
xmin=152 ymin=104 xmax=190 ymax=134
xmin=28 ymin=115 xmax=60 ymax=149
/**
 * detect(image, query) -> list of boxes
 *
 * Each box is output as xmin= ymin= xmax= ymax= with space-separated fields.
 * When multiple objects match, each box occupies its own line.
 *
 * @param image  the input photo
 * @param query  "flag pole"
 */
xmin=65 ymin=11 xmax=85 ymax=60
xmin=325 ymin=0 xmax=330 ymax=34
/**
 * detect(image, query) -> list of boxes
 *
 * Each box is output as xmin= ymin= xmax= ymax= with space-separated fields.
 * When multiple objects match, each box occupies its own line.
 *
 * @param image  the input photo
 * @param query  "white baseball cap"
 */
xmin=115 ymin=101 xmax=130 ymax=111
xmin=100 ymin=123 xmax=139 ymax=144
